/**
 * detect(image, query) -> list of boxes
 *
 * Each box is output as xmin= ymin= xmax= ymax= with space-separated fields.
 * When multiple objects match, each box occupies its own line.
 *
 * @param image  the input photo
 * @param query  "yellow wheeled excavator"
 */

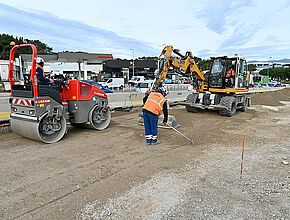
xmin=154 ymin=45 xmax=251 ymax=116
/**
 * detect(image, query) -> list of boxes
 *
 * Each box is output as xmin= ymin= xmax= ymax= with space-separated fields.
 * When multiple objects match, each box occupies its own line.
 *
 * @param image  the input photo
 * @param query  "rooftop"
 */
xmin=20 ymin=52 xmax=113 ymax=64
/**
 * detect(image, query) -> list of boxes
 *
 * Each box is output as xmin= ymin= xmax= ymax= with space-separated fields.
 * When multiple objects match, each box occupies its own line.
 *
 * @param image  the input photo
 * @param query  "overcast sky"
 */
xmin=0 ymin=0 xmax=289 ymax=60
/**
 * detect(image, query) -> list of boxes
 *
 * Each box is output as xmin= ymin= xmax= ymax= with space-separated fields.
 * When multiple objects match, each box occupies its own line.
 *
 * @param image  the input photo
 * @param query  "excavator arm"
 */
xmin=153 ymin=45 xmax=205 ymax=92
xmin=154 ymin=45 xmax=174 ymax=88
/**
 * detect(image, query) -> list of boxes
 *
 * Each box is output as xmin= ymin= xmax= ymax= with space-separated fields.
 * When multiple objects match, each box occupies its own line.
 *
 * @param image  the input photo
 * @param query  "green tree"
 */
xmin=248 ymin=64 xmax=256 ymax=72
xmin=137 ymin=56 xmax=158 ymax=60
xmin=0 ymin=33 xmax=15 ymax=59
xmin=0 ymin=33 xmax=54 ymax=59
xmin=260 ymin=68 xmax=289 ymax=80
xmin=198 ymin=59 xmax=212 ymax=71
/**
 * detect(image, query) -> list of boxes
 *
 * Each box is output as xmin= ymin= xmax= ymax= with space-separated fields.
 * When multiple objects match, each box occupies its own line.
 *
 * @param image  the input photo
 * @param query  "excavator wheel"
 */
xmin=219 ymin=96 xmax=237 ymax=117
xmin=11 ymin=113 xmax=67 ymax=143
xmin=186 ymin=93 xmax=200 ymax=113
xmin=88 ymin=103 xmax=111 ymax=130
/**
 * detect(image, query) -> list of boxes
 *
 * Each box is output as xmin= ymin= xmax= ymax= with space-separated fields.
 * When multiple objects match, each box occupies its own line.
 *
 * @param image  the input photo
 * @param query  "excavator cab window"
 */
xmin=238 ymin=59 xmax=247 ymax=88
xmin=225 ymin=60 xmax=237 ymax=88
xmin=209 ymin=58 xmax=226 ymax=88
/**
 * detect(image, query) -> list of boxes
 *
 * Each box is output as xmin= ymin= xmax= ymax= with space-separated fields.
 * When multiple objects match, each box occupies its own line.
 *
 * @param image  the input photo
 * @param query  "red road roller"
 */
xmin=8 ymin=44 xmax=111 ymax=143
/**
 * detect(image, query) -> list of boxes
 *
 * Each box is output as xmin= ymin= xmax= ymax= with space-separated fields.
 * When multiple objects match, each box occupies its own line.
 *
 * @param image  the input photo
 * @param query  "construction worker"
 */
xmin=142 ymin=87 xmax=168 ymax=145
xmin=226 ymin=66 xmax=236 ymax=78
xmin=226 ymin=66 xmax=236 ymax=87
xmin=36 ymin=57 xmax=55 ymax=85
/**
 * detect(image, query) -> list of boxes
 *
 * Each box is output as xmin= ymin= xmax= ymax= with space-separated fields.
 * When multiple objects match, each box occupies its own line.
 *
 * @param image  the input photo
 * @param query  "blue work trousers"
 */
xmin=143 ymin=111 xmax=158 ymax=144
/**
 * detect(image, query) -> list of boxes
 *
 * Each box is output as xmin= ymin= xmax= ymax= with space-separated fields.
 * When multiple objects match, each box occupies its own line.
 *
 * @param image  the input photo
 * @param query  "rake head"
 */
xmin=189 ymin=139 xmax=195 ymax=147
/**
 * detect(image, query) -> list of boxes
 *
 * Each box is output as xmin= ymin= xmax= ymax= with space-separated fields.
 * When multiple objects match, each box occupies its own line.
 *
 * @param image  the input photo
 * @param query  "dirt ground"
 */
xmin=0 ymin=89 xmax=290 ymax=219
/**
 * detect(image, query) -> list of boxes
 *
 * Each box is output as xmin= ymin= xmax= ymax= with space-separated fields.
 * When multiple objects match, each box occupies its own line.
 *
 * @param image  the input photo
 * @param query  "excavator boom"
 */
xmin=154 ymin=45 xmax=205 ymax=92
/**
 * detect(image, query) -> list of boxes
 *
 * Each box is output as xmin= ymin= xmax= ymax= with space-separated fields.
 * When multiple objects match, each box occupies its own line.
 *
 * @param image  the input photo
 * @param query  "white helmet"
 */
xmin=159 ymin=86 xmax=168 ymax=96
xmin=36 ymin=57 xmax=44 ymax=64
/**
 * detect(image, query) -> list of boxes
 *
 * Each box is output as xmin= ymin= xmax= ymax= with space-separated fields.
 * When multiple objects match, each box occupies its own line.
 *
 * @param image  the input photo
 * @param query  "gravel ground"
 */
xmin=0 ymin=89 xmax=290 ymax=219
xmin=78 ymin=139 xmax=290 ymax=220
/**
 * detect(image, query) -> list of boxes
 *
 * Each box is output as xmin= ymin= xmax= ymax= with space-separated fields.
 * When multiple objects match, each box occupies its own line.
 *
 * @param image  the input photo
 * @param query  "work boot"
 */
xmin=151 ymin=140 xmax=161 ymax=145
xmin=146 ymin=142 xmax=151 ymax=145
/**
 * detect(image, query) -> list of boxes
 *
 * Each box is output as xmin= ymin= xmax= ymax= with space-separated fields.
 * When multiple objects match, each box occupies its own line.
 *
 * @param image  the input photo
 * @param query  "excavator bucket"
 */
xmin=138 ymin=113 xmax=180 ymax=129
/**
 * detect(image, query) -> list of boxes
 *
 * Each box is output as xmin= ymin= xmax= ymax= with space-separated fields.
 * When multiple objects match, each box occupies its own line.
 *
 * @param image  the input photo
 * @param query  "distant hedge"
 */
xmin=260 ymin=68 xmax=290 ymax=80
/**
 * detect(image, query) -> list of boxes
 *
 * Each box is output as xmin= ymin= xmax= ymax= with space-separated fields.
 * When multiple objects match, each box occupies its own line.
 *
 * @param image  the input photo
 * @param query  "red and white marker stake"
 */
xmin=240 ymin=137 xmax=246 ymax=179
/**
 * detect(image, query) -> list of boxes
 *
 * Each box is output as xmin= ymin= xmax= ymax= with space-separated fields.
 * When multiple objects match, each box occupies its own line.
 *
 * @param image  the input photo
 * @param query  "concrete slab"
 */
xmin=0 ymin=97 xmax=10 ymax=122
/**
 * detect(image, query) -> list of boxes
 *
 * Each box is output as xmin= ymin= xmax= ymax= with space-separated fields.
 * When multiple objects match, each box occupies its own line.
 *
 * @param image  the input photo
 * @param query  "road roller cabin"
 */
xmin=8 ymin=43 xmax=111 ymax=143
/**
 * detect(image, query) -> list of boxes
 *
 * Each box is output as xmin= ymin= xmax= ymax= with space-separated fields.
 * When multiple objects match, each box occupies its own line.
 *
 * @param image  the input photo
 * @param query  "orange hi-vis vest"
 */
xmin=226 ymin=69 xmax=236 ymax=78
xmin=143 ymin=92 xmax=166 ymax=115
xmin=36 ymin=64 xmax=45 ymax=77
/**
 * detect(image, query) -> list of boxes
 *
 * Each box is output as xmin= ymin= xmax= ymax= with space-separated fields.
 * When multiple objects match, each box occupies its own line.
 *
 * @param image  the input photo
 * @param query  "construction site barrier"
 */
xmin=0 ymin=90 xmax=192 ymax=121
xmin=0 ymin=87 xmax=285 ymax=122
xmin=107 ymin=90 xmax=192 ymax=109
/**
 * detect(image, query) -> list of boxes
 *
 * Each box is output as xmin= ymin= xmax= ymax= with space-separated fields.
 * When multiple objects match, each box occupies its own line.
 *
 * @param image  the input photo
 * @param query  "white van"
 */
xmin=101 ymin=78 xmax=125 ymax=89
xmin=135 ymin=80 xmax=155 ymax=93
xmin=128 ymin=76 xmax=145 ymax=86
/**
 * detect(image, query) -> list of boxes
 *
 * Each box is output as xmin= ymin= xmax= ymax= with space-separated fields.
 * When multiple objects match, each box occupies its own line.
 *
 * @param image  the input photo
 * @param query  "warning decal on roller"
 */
xmin=35 ymin=99 xmax=51 ymax=104
xmin=12 ymin=98 xmax=32 ymax=106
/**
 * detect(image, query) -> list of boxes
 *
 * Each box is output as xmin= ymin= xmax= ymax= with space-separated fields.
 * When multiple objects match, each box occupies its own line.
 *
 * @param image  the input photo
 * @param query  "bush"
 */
xmin=260 ymin=68 xmax=290 ymax=80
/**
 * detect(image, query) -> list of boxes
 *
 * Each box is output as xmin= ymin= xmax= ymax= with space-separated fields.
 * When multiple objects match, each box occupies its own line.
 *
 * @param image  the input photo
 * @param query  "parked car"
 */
xmin=268 ymin=81 xmax=277 ymax=87
xmin=254 ymin=83 xmax=262 ymax=87
xmin=164 ymin=78 xmax=173 ymax=84
xmin=99 ymin=78 xmax=124 ymax=89
xmin=183 ymin=78 xmax=192 ymax=84
xmin=128 ymin=76 xmax=145 ymax=86
xmin=82 ymin=80 xmax=113 ymax=93
xmin=135 ymin=80 xmax=155 ymax=93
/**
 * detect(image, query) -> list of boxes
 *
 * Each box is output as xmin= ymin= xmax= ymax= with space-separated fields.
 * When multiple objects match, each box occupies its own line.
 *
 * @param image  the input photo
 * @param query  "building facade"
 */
xmin=102 ymin=59 xmax=158 ymax=82
xmin=0 ymin=59 xmax=21 ymax=81
xmin=19 ymin=52 xmax=113 ymax=80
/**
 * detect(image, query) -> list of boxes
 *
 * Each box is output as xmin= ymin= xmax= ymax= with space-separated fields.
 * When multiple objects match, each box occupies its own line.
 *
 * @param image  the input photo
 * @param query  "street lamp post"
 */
xmin=130 ymin=48 xmax=134 ymax=78
xmin=267 ymin=56 xmax=272 ymax=79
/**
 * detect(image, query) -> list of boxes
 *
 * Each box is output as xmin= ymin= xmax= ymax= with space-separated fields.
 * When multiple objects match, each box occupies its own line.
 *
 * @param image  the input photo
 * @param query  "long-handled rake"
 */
xmin=165 ymin=122 xmax=195 ymax=147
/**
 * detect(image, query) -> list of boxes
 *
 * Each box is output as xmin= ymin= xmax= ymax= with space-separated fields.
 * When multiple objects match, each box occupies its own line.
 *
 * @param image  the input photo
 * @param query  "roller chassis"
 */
xmin=10 ymin=87 xmax=111 ymax=143
xmin=8 ymin=44 xmax=111 ymax=143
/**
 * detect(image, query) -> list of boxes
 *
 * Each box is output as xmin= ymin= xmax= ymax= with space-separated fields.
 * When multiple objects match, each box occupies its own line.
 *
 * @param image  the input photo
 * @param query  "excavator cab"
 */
xmin=208 ymin=56 xmax=249 ymax=90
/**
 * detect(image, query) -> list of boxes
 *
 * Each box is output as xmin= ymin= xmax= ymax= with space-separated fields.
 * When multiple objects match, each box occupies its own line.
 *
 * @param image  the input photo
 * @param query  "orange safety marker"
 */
xmin=240 ymin=137 xmax=246 ymax=178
